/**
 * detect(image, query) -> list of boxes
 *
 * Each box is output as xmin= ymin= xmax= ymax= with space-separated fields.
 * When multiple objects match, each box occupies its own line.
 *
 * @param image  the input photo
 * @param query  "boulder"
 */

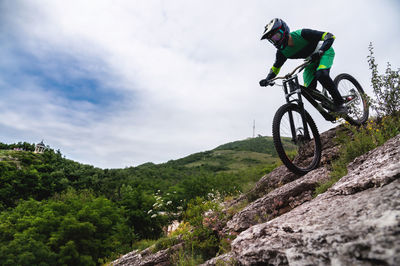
xmin=225 ymin=167 xmax=331 ymax=234
xmin=111 ymin=243 xmax=183 ymax=266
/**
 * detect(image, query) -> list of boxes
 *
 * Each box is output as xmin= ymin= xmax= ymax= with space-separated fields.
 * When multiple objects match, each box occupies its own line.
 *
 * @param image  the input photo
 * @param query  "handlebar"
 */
xmin=268 ymin=59 xmax=312 ymax=86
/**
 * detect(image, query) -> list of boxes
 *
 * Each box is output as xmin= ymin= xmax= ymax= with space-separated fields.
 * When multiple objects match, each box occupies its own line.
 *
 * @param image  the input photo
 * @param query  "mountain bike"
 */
xmin=268 ymin=60 xmax=369 ymax=175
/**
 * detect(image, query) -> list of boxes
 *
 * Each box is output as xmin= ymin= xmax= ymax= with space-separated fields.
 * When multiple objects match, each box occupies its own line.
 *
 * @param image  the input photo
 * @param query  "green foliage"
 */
xmin=150 ymin=194 xmax=237 ymax=265
xmin=0 ymin=149 xmax=104 ymax=209
xmin=131 ymin=195 xmax=226 ymax=265
xmin=131 ymin=239 xmax=157 ymax=251
xmin=117 ymin=184 xmax=165 ymax=240
xmin=368 ymin=43 xmax=400 ymax=117
xmin=180 ymin=197 xmax=222 ymax=261
xmin=0 ymin=189 xmax=130 ymax=266
xmin=152 ymin=236 xmax=181 ymax=253
xmin=0 ymin=142 xmax=35 ymax=151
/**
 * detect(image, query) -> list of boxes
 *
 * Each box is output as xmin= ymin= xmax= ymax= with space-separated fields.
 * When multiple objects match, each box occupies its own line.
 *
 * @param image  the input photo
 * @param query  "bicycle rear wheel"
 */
xmin=272 ymin=103 xmax=322 ymax=176
xmin=334 ymin=73 xmax=369 ymax=125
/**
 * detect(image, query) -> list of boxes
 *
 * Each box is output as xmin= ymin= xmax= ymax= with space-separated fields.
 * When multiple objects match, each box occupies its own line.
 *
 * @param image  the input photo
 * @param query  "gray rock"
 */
xmin=331 ymin=133 xmax=400 ymax=195
xmin=231 ymin=134 xmax=400 ymax=265
xmin=225 ymin=167 xmax=331 ymax=233
xmin=199 ymin=252 xmax=236 ymax=266
xmin=111 ymin=243 xmax=183 ymax=266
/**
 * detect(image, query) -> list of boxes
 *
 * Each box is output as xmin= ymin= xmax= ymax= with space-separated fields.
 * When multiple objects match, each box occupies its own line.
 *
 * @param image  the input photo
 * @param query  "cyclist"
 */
xmin=259 ymin=18 xmax=347 ymax=114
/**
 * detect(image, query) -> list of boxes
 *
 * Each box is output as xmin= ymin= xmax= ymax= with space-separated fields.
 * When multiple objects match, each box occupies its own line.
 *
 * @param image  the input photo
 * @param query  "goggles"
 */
xmin=268 ymin=30 xmax=284 ymax=45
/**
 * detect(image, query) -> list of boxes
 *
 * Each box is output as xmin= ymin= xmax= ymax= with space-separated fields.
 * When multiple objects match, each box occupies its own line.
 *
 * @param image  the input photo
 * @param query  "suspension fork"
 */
xmin=283 ymin=80 xmax=297 ymax=142
xmin=283 ymin=77 xmax=311 ymax=142
xmin=295 ymin=78 xmax=311 ymax=140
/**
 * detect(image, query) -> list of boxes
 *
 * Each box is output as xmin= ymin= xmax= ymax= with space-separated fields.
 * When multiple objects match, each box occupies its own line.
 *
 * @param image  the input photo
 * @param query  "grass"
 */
xmin=170 ymin=246 xmax=204 ymax=266
xmin=130 ymin=239 xmax=158 ymax=251
xmin=184 ymin=150 xmax=279 ymax=171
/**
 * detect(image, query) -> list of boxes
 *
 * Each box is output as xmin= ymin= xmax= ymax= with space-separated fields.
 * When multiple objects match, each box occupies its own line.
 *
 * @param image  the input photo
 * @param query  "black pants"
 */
xmin=307 ymin=69 xmax=344 ymax=106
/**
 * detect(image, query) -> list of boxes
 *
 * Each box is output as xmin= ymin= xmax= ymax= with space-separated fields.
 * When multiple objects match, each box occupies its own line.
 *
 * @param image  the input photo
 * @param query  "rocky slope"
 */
xmin=112 ymin=127 xmax=400 ymax=265
xmin=207 ymin=132 xmax=400 ymax=265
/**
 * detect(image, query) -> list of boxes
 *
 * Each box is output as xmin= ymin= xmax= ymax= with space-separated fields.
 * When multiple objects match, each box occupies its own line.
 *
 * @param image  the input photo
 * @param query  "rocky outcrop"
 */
xmin=110 ymin=243 xmax=183 ymax=266
xmin=224 ymin=167 xmax=331 ymax=234
xmin=227 ymin=134 xmax=400 ymax=265
xmin=111 ymin=244 xmax=184 ymax=266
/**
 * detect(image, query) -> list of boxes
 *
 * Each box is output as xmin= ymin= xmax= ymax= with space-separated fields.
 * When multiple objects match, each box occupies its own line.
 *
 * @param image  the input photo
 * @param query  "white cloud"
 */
xmin=0 ymin=0 xmax=399 ymax=168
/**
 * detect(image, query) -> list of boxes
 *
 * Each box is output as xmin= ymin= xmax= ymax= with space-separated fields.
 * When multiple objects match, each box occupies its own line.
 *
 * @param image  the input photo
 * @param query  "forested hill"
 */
xmin=0 ymin=136 xmax=282 ymax=265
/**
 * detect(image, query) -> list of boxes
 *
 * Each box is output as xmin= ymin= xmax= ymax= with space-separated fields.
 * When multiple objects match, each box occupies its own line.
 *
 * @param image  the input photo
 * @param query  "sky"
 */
xmin=1 ymin=0 xmax=399 ymax=169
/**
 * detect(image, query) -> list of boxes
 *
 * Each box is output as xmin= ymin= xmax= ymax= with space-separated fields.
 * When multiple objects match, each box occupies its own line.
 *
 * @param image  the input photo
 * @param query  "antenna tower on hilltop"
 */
xmin=253 ymin=120 xmax=255 ymax=138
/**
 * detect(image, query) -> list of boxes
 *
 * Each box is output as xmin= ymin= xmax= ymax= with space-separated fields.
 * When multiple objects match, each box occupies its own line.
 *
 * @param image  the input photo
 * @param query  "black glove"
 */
xmin=259 ymin=78 xmax=272 ymax=87
xmin=259 ymin=72 xmax=276 ymax=87
xmin=310 ymin=50 xmax=324 ymax=62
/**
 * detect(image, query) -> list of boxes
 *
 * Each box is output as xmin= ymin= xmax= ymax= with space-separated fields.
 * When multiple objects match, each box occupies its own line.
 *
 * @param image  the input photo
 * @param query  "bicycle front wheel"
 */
xmin=272 ymin=103 xmax=322 ymax=175
xmin=334 ymin=73 xmax=369 ymax=125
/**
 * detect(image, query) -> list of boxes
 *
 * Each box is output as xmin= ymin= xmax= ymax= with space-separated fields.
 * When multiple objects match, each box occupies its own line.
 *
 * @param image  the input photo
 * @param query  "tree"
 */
xmin=118 ymin=184 xmax=165 ymax=240
xmin=0 ymin=190 xmax=131 ymax=266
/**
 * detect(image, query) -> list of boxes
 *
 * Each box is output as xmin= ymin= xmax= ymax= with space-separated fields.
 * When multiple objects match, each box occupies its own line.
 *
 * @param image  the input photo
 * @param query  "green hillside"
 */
xmin=170 ymin=136 xmax=283 ymax=171
xmin=215 ymin=136 xmax=278 ymax=154
xmin=0 ymin=136 xmax=284 ymax=265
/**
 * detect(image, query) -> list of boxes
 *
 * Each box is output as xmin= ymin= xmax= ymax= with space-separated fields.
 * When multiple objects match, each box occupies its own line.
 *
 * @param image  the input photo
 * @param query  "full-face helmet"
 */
xmin=261 ymin=18 xmax=290 ymax=50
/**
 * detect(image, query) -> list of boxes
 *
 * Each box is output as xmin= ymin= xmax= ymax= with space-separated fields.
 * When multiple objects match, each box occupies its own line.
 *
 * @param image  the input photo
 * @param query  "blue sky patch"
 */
xmin=0 ymin=36 xmax=124 ymax=109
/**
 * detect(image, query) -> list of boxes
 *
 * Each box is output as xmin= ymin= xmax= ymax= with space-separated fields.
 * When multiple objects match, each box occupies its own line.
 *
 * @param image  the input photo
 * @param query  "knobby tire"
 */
xmin=334 ymin=73 xmax=369 ymax=125
xmin=272 ymin=103 xmax=322 ymax=175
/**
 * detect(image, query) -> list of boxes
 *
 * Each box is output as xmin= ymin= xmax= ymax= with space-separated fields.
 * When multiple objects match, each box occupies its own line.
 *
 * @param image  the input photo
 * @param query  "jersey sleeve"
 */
xmin=268 ymin=50 xmax=287 ymax=78
xmin=301 ymin=28 xmax=335 ymax=52
xmin=301 ymin=29 xmax=324 ymax=43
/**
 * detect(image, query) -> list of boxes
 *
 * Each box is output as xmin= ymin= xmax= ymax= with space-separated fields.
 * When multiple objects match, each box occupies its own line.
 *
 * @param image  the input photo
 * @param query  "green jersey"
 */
xmin=269 ymin=29 xmax=336 ymax=86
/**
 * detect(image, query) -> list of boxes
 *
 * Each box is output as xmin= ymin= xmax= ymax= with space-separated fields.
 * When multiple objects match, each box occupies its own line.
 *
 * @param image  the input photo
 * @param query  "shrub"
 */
xmin=152 ymin=236 xmax=181 ymax=253
xmin=151 ymin=195 xmax=230 ymax=265
xmin=182 ymin=197 xmax=222 ymax=259
xmin=367 ymin=43 xmax=400 ymax=117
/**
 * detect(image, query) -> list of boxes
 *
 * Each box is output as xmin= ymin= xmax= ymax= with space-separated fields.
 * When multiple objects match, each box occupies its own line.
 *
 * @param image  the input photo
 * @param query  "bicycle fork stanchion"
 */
xmin=293 ymin=77 xmax=311 ymax=140
xmin=283 ymin=80 xmax=297 ymax=142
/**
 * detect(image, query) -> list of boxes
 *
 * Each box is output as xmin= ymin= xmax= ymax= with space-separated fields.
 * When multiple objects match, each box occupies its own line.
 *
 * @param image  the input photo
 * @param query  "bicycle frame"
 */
xmin=272 ymin=60 xmax=337 ymax=143
xmin=300 ymin=86 xmax=337 ymax=122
